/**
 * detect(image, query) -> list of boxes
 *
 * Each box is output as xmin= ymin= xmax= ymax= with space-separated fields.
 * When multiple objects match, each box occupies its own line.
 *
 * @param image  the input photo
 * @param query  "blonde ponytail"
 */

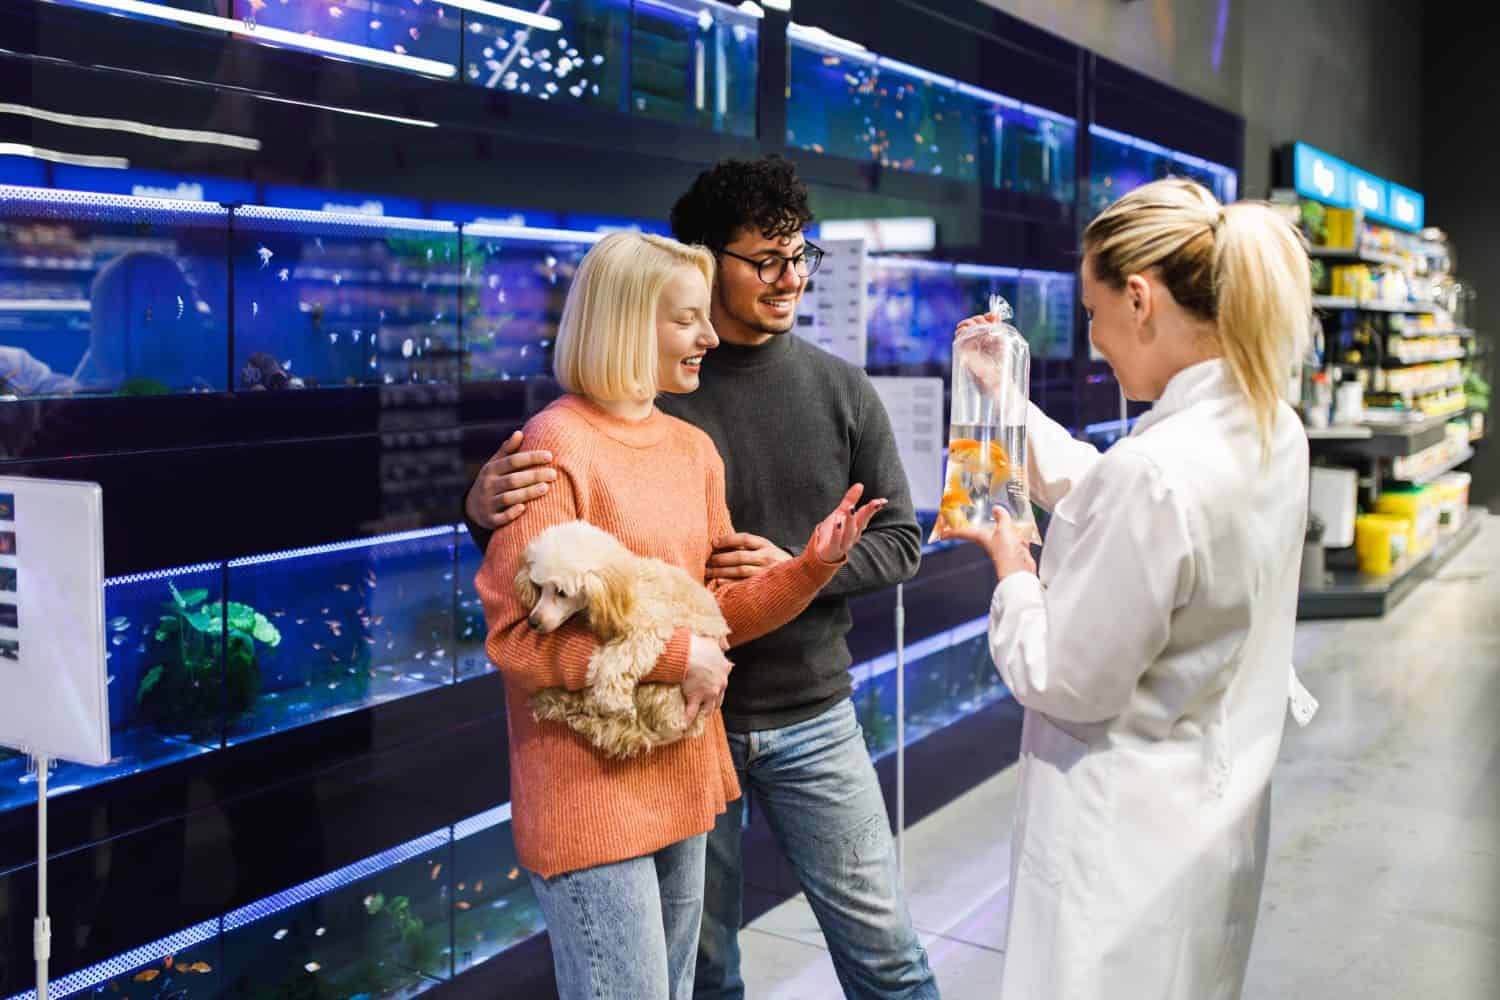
xmin=1084 ymin=178 xmax=1312 ymax=457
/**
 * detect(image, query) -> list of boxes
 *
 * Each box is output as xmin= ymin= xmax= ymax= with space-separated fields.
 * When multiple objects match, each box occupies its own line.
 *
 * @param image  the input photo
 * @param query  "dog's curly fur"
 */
xmin=516 ymin=521 xmax=729 ymax=759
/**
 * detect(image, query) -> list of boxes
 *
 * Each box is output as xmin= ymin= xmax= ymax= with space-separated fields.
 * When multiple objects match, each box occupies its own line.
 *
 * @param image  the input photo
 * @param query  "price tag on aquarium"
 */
xmin=0 ymin=477 xmax=109 ymax=766
xmin=869 ymin=377 xmax=945 ymax=512
xmin=795 ymin=236 xmax=868 ymax=368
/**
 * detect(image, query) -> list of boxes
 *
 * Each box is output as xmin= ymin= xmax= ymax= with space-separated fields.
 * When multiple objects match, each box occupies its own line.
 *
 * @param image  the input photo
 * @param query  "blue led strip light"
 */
xmin=223 ymin=828 xmax=451 ymax=931
xmin=105 ymin=560 xmax=223 ymax=588
xmin=953 ymin=263 xmax=1025 ymax=280
xmin=636 ymin=0 xmax=763 ymax=22
xmin=0 ymin=183 xmax=230 ymax=218
xmin=857 ymin=614 xmax=990 ymax=682
xmin=234 ymin=205 xmax=458 ymax=233
xmin=869 ymin=258 xmax=957 ymax=275
xmin=454 ymin=801 xmax=515 ymax=841
xmin=3 ymin=918 xmax=220 ymax=1000
xmin=463 ymin=221 xmax=604 ymax=244
xmin=227 ymin=525 xmax=458 ymax=569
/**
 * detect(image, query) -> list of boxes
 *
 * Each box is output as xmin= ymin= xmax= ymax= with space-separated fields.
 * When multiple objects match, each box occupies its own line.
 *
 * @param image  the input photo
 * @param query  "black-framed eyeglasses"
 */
xmin=716 ymin=242 xmax=825 ymax=284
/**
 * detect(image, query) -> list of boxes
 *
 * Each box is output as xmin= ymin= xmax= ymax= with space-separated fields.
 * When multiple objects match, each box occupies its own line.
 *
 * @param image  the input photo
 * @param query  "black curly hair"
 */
xmin=669 ymin=155 xmax=814 ymax=250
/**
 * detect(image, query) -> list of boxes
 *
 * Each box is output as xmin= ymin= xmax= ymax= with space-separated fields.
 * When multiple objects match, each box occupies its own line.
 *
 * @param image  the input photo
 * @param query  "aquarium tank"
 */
xmin=0 ymin=807 xmax=544 ymax=1000
xmin=224 ymin=527 xmax=459 ymax=745
xmin=232 ymin=208 xmax=462 ymax=390
xmin=865 ymin=258 xmax=1075 ymax=378
xmin=630 ymin=0 xmax=759 ymax=137
xmin=786 ymin=25 xmax=1076 ymax=208
xmin=0 ymin=185 xmax=229 ymax=398
xmin=1088 ymin=125 xmax=1238 ymax=218
xmin=461 ymin=223 xmax=599 ymax=382
xmin=853 ymin=616 xmax=999 ymax=760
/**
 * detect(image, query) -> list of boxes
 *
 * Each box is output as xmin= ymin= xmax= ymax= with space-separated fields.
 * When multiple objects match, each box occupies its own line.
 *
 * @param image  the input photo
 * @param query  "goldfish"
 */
xmin=164 ymin=956 xmax=173 ymax=968
xmin=335 ymin=583 xmax=352 ymax=592
xmin=430 ymin=863 xmax=443 ymax=880
xmin=946 ymin=438 xmax=1011 ymax=478
xmin=189 ymin=962 xmax=213 ymax=973
xmin=134 ymin=970 xmax=160 ymax=982
xmin=456 ymin=901 xmax=471 ymax=910
xmin=507 ymin=867 xmax=520 ymax=880
xmin=474 ymin=880 xmax=484 ymax=892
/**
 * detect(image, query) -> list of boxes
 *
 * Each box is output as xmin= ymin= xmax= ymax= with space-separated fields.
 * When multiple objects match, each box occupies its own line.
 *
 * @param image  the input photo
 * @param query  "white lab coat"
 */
xmin=992 ymin=360 xmax=1310 ymax=1000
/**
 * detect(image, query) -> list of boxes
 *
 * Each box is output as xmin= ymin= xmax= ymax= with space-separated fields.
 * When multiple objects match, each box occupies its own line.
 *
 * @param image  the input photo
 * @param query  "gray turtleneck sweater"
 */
xmin=468 ymin=332 xmax=922 ymax=732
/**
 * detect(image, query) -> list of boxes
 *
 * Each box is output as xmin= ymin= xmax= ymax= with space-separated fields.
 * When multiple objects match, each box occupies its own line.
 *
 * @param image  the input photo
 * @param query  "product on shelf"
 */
xmin=1354 ymin=512 xmax=1409 ymax=576
xmin=1374 ymin=485 xmax=1440 ymax=560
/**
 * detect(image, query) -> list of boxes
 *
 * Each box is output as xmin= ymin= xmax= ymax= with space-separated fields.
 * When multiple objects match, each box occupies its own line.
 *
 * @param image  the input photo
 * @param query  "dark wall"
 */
xmin=1425 ymin=10 xmax=1500 ymax=512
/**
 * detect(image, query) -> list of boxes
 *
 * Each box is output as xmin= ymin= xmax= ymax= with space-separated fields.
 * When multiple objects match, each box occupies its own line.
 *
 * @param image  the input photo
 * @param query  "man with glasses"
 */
xmin=464 ymin=156 xmax=938 ymax=999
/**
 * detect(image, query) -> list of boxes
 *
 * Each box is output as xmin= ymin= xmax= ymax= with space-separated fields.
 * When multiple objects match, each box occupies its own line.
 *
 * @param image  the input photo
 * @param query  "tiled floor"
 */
xmin=739 ymin=516 xmax=1500 ymax=999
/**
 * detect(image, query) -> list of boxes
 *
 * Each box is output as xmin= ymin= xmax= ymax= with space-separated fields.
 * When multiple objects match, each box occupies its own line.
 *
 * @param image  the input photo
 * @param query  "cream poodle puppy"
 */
xmin=514 ymin=520 xmax=730 ymax=758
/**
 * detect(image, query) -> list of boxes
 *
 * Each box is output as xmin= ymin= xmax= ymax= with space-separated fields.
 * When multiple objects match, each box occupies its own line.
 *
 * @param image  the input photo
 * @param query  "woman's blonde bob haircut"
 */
xmin=553 ymin=231 xmax=716 ymax=402
xmin=1084 ymin=178 xmax=1312 ymax=457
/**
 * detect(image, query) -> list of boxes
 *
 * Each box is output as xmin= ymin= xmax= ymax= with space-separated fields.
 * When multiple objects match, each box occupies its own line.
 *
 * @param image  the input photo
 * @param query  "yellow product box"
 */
xmin=1432 ymin=471 xmax=1472 ymax=532
xmin=1355 ymin=513 xmax=1411 ymax=576
xmin=1325 ymin=207 xmax=1357 ymax=248
xmin=1374 ymin=485 xmax=1440 ymax=558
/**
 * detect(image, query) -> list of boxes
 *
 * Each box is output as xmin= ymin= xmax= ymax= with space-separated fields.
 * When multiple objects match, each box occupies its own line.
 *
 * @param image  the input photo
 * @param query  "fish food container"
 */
xmin=1374 ymin=485 xmax=1440 ymax=560
xmin=932 ymin=295 xmax=1039 ymax=545
xmin=1355 ymin=513 xmax=1410 ymax=576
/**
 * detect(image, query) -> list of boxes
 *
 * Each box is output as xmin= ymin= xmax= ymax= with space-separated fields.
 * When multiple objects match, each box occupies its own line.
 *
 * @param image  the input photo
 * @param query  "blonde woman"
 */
xmin=943 ymin=179 xmax=1313 ymax=999
xmin=474 ymin=232 xmax=883 ymax=1000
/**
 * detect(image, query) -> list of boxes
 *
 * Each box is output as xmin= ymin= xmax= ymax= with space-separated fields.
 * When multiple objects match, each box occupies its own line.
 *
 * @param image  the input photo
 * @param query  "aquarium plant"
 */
xmin=137 ymin=582 xmax=281 ymax=741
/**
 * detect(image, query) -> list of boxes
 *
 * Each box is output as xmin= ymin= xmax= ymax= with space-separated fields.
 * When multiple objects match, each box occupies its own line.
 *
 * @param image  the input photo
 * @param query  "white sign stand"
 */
xmin=0 ymin=477 xmax=109 ymax=1000
xmin=868 ymin=377 xmax=946 ymax=512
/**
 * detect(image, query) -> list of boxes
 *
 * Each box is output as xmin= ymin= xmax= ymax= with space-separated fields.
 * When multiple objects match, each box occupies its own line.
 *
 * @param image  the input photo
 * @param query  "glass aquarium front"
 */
xmin=460 ymin=0 xmax=627 ymax=110
xmin=232 ymin=208 xmax=462 ymax=390
xmin=1 ymin=809 xmax=545 ymax=1000
xmin=1088 ymin=125 xmax=1238 ymax=218
xmin=451 ymin=805 xmax=547 ymax=974
xmin=865 ymin=259 xmax=1075 ymax=378
xmin=786 ymin=26 xmax=1076 ymax=206
xmin=461 ymin=224 xmax=598 ymax=382
xmin=224 ymin=527 xmax=458 ymax=745
xmin=631 ymin=0 xmax=759 ymax=137
xmin=853 ymin=616 xmax=999 ymax=760
xmin=0 ymin=185 xmax=229 ymax=399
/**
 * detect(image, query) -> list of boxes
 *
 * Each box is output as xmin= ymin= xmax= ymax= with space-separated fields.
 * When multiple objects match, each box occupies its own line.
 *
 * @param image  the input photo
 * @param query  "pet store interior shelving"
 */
xmin=0 ymin=0 xmax=1243 ymax=994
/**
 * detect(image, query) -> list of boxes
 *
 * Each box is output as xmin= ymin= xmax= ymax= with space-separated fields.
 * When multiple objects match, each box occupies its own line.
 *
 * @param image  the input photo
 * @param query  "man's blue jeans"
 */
xmin=695 ymin=699 xmax=940 ymax=999
xmin=530 ymin=833 xmax=707 ymax=1000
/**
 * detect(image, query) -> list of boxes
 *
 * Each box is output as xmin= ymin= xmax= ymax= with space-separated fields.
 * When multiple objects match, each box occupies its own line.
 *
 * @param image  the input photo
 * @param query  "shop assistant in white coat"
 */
xmin=944 ymin=179 xmax=1319 ymax=1000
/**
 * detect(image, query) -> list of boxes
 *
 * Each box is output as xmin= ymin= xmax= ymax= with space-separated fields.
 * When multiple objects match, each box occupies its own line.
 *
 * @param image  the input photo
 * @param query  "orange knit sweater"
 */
xmin=475 ymin=394 xmax=841 ymax=879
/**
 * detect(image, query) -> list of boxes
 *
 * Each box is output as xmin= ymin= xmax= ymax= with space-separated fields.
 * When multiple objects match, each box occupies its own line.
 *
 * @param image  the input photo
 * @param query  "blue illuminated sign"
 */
xmin=52 ymin=165 xmax=256 ymax=204
xmin=261 ymin=184 xmax=423 ymax=220
xmin=1388 ymin=184 xmax=1424 ymax=231
xmin=1347 ymin=167 xmax=1387 ymax=220
xmin=1291 ymin=142 xmax=1424 ymax=232
xmin=430 ymin=201 xmax=561 ymax=229
xmin=1293 ymin=143 xmax=1349 ymax=206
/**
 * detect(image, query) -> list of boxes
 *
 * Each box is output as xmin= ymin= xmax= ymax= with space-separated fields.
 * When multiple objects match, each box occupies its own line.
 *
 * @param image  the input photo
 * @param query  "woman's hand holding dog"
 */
xmin=809 ymin=485 xmax=888 ymax=565
xmin=682 ymin=635 xmax=733 ymax=726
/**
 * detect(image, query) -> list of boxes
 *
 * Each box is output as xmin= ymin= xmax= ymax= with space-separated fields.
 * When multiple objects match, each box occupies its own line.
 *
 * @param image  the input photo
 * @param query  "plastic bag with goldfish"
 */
xmin=930 ymin=295 xmax=1040 ymax=545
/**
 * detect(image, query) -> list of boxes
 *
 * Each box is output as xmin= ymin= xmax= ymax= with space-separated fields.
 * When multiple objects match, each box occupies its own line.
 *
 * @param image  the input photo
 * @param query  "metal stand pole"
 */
xmin=32 ymin=754 xmax=51 ymax=1000
xmin=895 ymin=583 xmax=906 ymax=880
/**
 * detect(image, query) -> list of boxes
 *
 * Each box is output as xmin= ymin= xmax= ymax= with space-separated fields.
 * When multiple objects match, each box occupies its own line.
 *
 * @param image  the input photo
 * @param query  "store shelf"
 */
xmin=1314 ymin=295 xmax=1437 ymax=314
xmin=1383 ymin=350 xmax=1468 ymax=365
xmin=1298 ymin=513 xmax=1484 ymax=620
xmin=1308 ymin=246 xmax=1406 ymax=267
xmin=1394 ymin=446 xmax=1474 ymax=485
xmin=1306 ymin=414 xmax=1450 ymax=457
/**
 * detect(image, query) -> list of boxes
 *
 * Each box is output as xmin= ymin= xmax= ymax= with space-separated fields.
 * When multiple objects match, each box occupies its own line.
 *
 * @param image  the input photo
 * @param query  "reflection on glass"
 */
xmin=462 ymin=223 xmax=597 ymax=381
xmin=232 ymin=208 xmax=461 ymax=389
xmin=235 ymin=0 xmax=463 ymax=70
xmin=225 ymin=527 xmax=458 ymax=745
xmin=452 ymin=806 xmax=547 ymax=972
xmin=463 ymin=0 xmax=627 ymax=110
xmin=631 ymin=0 xmax=759 ymax=137
xmin=456 ymin=538 xmax=491 ymax=681
xmin=220 ymin=830 xmax=453 ymax=998
xmin=786 ymin=27 xmax=1076 ymax=205
xmin=0 ymin=186 xmax=229 ymax=398
xmin=1088 ymin=125 xmax=1238 ymax=218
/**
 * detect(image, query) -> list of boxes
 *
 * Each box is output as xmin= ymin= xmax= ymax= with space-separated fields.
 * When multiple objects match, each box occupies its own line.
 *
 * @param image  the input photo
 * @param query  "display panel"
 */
xmin=0 ymin=186 xmax=229 ymax=398
xmin=461 ymin=0 xmax=626 ymax=110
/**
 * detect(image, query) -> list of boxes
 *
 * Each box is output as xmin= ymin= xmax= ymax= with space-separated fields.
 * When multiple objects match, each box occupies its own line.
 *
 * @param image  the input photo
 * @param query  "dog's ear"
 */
xmin=513 ymin=562 xmax=540 ymax=609
xmin=584 ymin=562 xmax=635 ymax=641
